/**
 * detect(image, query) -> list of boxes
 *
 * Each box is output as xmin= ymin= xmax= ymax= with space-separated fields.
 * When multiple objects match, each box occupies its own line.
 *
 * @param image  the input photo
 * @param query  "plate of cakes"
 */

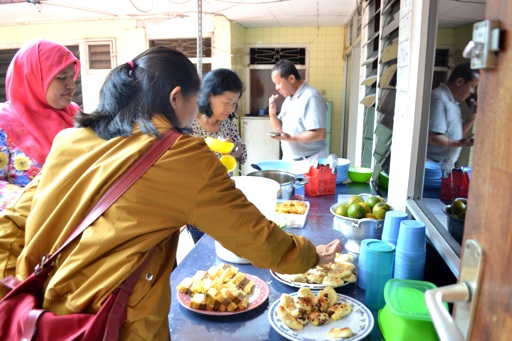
xmin=268 ymin=286 xmax=374 ymax=341
xmin=176 ymin=263 xmax=269 ymax=315
xmin=270 ymin=253 xmax=357 ymax=290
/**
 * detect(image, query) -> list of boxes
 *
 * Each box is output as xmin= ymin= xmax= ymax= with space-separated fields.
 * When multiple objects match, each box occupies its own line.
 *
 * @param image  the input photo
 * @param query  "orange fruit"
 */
xmin=365 ymin=213 xmax=376 ymax=219
xmin=372 ymin=202 xmax=391 ymax=220
xmin=451 ymin=200 xmax=466 ymax=215
xmin=359 ymin=202 xmax=371 ymax=214
xmin=365 ymin=196 xmax=381 ymax=208
xmin=347 ymin=195 xmax=363 ymax=206
xmin=348 ymin=203 xmax=366 ymax=219
xmin=335 ymin=204 xmax=349 ymax=217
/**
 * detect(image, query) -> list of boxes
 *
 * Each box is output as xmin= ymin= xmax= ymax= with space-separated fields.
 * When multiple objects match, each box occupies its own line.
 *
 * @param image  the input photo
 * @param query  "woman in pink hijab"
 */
xmin=0 ymin=39 xmax=81 ymax=210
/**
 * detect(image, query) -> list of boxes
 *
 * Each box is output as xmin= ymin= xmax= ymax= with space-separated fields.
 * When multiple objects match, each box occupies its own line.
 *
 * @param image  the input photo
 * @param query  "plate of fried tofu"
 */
xmin=176 ymin=263 xmax=269 ymax=315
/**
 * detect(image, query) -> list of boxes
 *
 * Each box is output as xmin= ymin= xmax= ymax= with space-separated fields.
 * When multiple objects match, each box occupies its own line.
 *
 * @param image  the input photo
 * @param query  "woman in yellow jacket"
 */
xmin=0 ymin=47 xmax=342 ymax=340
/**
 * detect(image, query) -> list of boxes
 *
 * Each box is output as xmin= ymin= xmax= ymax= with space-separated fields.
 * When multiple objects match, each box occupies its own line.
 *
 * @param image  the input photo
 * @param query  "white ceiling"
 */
xmin=0 ymin=0 xmax=486 ymax=28
xmin=0 ymin=0 xmax=352 ymax=27
xmin=438 ymin=0 xmax=487 ymax=28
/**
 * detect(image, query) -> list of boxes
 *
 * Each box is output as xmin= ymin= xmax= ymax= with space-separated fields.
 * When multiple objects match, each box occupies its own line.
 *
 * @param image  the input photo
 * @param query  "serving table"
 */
xmin=169 ymin=183 xmax=384 ymax=340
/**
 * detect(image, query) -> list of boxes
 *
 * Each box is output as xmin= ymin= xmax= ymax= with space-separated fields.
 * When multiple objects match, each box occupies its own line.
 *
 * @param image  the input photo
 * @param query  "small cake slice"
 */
xmin=205 ymin=288 xmax=220 ymax=311
xmin=231 ymin=272 xmax=255 ymax=294
xmin=176 ymin=277 xmax=193 ymax=295
xmin=219 ymin=265 xmax=239 ymax=282
xmin=190 ymin=293 xmax=207 ymax=310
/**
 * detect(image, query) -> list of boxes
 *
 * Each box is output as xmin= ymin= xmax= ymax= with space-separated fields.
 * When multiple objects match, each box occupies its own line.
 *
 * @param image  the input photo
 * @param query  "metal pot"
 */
xmin=442 ymin=205 xmax=465 ymax=244
xmin=247 ymin=170 xmax=307 ymax=200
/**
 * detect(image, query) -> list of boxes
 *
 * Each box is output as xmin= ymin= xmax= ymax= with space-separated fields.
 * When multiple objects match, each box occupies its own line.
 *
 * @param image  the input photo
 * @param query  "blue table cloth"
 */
xmin=169 ymin=183 xmax=384 ymax=340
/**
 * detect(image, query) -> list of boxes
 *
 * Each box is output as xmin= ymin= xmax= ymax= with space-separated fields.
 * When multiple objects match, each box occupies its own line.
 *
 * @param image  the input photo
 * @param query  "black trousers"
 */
xmin=186 ymin=224 xmax=204 ymax=244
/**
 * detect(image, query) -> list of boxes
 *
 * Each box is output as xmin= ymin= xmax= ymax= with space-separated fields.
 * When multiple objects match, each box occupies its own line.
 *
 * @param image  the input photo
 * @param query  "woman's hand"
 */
xmin=316 ymin=239 xmax=343 ymax=265
xmin=230 ymin=143 xmax=243 ymax=160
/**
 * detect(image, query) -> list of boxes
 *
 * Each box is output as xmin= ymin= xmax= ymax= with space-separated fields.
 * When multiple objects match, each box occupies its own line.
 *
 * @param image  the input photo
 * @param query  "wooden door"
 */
xmin=463 ymin=0 xmax=512 ymax=339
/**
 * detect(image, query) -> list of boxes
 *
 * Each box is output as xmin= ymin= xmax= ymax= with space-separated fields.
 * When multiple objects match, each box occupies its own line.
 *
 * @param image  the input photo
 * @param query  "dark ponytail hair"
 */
xmin=197 ymin=68 xmax=244 ymax=119
xmin=75 ymin=47 xmax=201 ymax=139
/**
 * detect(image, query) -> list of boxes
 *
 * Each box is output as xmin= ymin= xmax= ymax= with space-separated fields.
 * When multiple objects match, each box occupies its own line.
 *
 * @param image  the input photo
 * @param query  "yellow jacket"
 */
xmin=0 ymin=116 xmax=318 ymax=340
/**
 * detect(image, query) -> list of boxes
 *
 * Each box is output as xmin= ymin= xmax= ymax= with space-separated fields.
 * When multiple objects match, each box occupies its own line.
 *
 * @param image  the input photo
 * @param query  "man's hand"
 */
xmin=268 ymin=94 xmax=279 ymax=113
xmin=316 ymin=239 xmax=343 ymax=265
xmin=459 ymin=135 xmax=474 ymax=146
xmin=268 ymin=131 xmax=290 ymax=141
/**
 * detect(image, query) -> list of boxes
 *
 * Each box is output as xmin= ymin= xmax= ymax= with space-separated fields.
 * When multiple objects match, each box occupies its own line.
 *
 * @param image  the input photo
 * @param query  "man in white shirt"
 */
xmin=268 ymin=60 xmax=328 ymax=167
xmin=427 ymin=63 xmax=479 ymax=173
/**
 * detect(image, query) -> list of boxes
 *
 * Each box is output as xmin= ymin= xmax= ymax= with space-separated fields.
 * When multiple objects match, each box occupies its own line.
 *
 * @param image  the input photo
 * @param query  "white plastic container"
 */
xmin=215 ymin=176 xmax=280 ymax=264
xmin=274 ymin=199 xmax=310 ymax=228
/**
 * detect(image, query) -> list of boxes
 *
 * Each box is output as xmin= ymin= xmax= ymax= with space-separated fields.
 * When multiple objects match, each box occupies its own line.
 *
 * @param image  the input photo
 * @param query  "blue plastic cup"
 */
xmin=396 ymin=220 xmax=426 ymax=254
xmin=382 ymin=210 xmax=409 ymax=245
xmin=357 ymin=267 xmax=367 ymax=290
xmin=359 ymin=239 xmax=380 ymax=268
xmin=393 ymin=265 xmax=425 ymax=280
xmin=395 ymin=251 xmax=426 ymax=262
xmin=394 ymin=251 xmax=425 ymax=280
xmin=364 ymin=240 xmax=395 ymax=310
xmin=358 ymin=239 xmax=380 ymax=289
xmin=395 ymin=258 xmax=425 ymax=271
xmin=396 ymin=248 xmax=426 ymax=258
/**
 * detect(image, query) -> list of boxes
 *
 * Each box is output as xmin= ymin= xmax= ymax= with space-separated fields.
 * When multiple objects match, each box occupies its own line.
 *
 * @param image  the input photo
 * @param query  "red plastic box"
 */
xmin=304 ymin=166 xmax=336 ymax=196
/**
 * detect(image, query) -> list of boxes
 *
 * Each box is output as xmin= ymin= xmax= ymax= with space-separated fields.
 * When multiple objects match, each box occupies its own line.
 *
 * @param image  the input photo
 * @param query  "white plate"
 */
xmin=268 ymin=292 xmax=374 ymax=341
xmin=270 ymin=270 xmax=352 ymax=290
xmin=177 ymin=274 xmax=269 ymax=315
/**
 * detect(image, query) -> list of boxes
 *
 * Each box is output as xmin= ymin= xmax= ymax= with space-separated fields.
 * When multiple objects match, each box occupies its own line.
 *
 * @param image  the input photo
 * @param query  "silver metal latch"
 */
xmin=425 ymin=239 xmax=484 ymax=341
xmin=463 ymin=20 xmax=501 ymax=69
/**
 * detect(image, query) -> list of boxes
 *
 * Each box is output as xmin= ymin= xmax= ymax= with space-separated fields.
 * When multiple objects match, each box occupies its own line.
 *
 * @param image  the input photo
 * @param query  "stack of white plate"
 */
xmin=424 ymin=161 xmax=442 ymax=189
xmin=318 ymin=157 xmax=351 ymax=184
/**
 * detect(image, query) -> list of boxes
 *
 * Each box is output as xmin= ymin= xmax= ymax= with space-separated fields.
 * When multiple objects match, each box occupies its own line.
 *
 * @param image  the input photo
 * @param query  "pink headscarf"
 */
xmin=0 ymin=39 xmax=81 ymax=165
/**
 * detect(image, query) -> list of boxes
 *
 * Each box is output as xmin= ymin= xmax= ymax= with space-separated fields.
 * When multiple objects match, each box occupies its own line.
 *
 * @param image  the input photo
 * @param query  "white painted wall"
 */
xmin=387 ymin=0 xmax=434 ymax=210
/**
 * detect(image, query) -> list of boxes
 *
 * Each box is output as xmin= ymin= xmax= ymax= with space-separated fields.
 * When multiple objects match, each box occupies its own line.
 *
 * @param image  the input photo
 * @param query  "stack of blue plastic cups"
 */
xmin=357 ymin=238 xmax=380 ymax=290
xmin=394 ymin=220 xmax=426 ymax=280
xmin=381 ymin=210 xmax=409 ymax=246
xmin=363 ymin=240 xmax=396 ymax=310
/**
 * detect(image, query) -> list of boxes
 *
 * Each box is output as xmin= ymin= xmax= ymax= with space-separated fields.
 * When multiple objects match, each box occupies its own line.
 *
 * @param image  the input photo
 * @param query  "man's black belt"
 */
xmin=294 ymin=154 xmax=315 ymax=161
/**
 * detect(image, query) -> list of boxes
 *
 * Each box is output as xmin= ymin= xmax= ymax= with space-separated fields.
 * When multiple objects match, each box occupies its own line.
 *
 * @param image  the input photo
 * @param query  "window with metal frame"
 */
xmin=149 ymin=38 xmax=212 ymax=75
xmin=86 ymin=41 xmax=114 ymax=70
